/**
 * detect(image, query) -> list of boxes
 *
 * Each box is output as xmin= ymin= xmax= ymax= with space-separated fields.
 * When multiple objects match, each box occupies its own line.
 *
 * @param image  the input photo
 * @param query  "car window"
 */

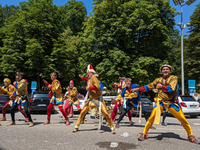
xmin=181 ymin=96 xmax=196 ymax=101
xmin=78 ymin=96 xmax=84 ymax=99
xmin=33 ymin=94 xmax=48 ymax=98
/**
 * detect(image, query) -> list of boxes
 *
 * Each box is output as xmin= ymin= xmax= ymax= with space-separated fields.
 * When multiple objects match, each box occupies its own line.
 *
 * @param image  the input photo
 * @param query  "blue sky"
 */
xmin=0 ymin=0 xmax=199 ymax=35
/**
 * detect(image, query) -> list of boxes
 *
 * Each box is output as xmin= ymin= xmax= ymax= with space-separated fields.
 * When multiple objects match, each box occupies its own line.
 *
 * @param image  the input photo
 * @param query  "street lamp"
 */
xmin=172 ymin=0 xmax=196 ymax=95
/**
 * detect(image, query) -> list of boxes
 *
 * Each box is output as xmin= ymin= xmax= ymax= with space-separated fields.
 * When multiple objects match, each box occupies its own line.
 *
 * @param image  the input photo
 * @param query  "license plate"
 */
xmin=143 ymin=104 xmax=149 ymax=107
xmin=190 ymin=105 xmax=197 ymax=108
xmin=37 ymin=104 xmax=46 ymax=106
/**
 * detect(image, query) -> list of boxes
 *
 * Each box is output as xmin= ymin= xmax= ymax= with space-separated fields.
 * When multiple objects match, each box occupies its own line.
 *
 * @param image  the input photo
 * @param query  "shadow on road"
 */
xmin=30 ymin=110 xmax=59 ymax=115
xmin=165 ymin=123 xmax=181 ymax=126
xmin=148 ymin=132 xmax=187 ymax=141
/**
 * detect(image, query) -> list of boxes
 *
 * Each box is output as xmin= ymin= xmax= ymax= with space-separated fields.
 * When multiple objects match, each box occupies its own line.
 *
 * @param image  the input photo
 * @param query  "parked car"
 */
xmin=29 ymin=91 xmax=54 ymax=113
xmin=131 ymin=96 xmax=153 ymax=116
xmin=103 ymin=96 xmax=117 ymax=107
xmin=0 ymin=94 xmax=9 ymax=112
xmin=72 ymin=93 xmax=86 ymax=112
xmin=177 ymin=95 xmax=200 ymax=118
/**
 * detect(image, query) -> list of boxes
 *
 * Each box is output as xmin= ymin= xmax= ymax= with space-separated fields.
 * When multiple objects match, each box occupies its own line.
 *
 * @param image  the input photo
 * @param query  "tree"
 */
xmin=59 ymin=0 xmax=87 ymax=35
xmin=52 ymin=27 xmax=79 ymax=82
xmin=184 ymin=3 xmax=200 ymax=83
xmin=0 ymin=4 xmax=19 ymax=48
xmin=0 ymin=0 xmax=64 ymax=83
xmin=79 ymin=0 xmax=177 ymax=86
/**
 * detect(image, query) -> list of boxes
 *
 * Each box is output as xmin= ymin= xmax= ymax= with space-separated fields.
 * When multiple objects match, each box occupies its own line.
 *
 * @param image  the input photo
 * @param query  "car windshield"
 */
xmin=33 ymin=94 xmax=48 ymax=98
xmin=181 ymin=96 xmax=196 ymax=101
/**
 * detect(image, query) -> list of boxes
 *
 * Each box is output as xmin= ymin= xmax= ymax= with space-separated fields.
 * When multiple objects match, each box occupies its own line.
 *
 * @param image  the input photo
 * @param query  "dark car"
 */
xmin=130 ymin=96 xmax=153 ymax=116
xmin=0 ymin=94 xmax=9 ymax=112
xmin=29 ymin=91 xmax=54 ymax=113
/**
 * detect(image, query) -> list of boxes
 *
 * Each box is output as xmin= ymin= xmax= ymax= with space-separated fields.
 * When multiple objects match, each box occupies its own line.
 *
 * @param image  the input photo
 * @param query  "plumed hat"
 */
xmin=87 ymin=64 xmax=96 ymax=73
xmin=69 ymin=80 xmax=74 ymax=84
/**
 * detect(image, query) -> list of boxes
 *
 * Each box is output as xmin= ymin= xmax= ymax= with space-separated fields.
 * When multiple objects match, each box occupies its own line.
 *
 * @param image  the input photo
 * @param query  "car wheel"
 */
xmin=190 ymin=115 xmax=197 ymax=118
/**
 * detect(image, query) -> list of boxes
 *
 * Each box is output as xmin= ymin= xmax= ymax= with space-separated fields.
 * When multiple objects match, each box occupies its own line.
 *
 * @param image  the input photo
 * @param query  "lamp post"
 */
xmin=172 ymin=0 xmax=196 ymax=95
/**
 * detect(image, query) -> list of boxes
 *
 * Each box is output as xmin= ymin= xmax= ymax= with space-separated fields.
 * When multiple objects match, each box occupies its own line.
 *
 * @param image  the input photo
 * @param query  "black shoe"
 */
xmin=162 ymin=122 xmax=167 ymax=126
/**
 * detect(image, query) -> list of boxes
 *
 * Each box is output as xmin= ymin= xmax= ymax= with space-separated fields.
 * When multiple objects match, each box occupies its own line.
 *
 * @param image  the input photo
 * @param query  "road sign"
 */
xmin=31 ymin=81 xmax=37 ymax=89
xmin=188 ymin=80 xmax=195 ymax=88
xmin=189 ymin=88 xmax=195 ymax=93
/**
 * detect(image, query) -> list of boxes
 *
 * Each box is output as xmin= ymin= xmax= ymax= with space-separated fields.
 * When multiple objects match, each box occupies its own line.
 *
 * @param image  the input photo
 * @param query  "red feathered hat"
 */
xmin=69 ymin=80 xmax=74 ymax=84
xmin=87 ymin=64 xmax=96 ymax=73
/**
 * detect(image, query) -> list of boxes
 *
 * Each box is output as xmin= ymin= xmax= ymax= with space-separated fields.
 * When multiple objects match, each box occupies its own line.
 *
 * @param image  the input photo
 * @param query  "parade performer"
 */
xmin=111 ymin=77 xmax=133 ymax=124
xmin=0 ymin=78 xmax=28 ymax=122
xmin=132 ymin=64 xmax=199 ymax=144
xmin=115 ymin=78 xmax=140 ymax=128
xmin=7 ymin=72 xmax=33 ymax=127
xmin=72 ymin=64 xmax=115 ymax=134
xmin=64 ymin=80 xmax=82 ymax=118
xmin=43 ymin=72 xmax=69 ymax=125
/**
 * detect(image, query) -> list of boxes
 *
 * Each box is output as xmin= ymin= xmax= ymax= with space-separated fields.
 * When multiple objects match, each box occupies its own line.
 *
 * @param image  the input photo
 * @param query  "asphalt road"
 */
xmin=0 ymin=109 xmax=200 ymax=150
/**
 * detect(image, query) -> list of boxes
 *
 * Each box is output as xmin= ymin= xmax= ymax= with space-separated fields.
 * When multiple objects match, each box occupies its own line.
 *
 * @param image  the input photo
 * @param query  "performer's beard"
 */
xmin=162 ymin=71 xmax=171 ymax=78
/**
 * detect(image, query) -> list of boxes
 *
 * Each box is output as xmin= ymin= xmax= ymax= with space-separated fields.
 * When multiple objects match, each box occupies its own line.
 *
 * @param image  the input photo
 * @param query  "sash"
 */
xmin=84 ymin=79 xmax=91 ymax=101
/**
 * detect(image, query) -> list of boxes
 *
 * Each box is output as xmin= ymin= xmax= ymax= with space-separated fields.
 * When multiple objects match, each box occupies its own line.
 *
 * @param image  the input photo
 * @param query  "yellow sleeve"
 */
xmin=70 ymin=87 xmax=78 ymax=97
xmin=7 ymin=85 xmax=16 ymax=97
xmin=147 ymin=78 xmax=160 ymax=91
xmin=168 ymin=76 xmax=178 ymax=91
xmin=17 ymin=80 xmax=27 ymax=93
xmin=90 ymin=76 xmax=100 ymax=90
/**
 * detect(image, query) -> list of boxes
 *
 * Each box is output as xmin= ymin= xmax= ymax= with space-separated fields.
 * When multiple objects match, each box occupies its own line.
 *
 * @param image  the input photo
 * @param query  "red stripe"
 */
xmin=162 ymin=85 xmax=168 ymax=92
xmin=139 ymin=86 xmax=146 ymax=93
xmin=82 ymin=77 xmax=88 ymax=82
xmin=89 ymin=86 xmax=98 ymax=91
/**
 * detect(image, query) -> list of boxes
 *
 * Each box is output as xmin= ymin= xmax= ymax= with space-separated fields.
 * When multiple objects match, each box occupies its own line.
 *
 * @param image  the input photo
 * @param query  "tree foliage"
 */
xmin=79 ymin=0 xmax=177 ymax=86
xmin=184 ymin=2 xmax=200 ymax=83
xmin=0 ymin=0 xmax=86 ymax=86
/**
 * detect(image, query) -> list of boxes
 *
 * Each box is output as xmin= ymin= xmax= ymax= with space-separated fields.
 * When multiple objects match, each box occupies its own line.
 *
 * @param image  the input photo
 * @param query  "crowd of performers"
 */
xmin=0 ymin=64 xmax=199 ymax=144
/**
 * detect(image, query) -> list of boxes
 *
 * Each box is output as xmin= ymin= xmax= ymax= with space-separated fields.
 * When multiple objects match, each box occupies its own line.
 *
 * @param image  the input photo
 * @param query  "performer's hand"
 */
xmin=131 ymin=106 xmax=135 ymax=111
xmin=86 ymin=87 xmax=89 ymax=91
xmin=156 ymin=83 xmax=162 ymax=89
xmin=117 ymin=83 xmax=122 ymax=88
xmin=47 ymin=84 xmax=51 ymax=89
xmin=131 ymin=88 xmax=139 ymax=93
xmin=9 ymin=95 xmax=13 ymax=99
xmin=107 ymin=92 xmax=111 ymax=96
xmin=125 ymin=90 xmax=130 ymax=94
xmin=111 ymin=100 xmax=116 ymax=104
xmin=43 ymin=79 xmax=48 ymax=84
xmin=79 ymin=74 xmax=83 ymax=79
xmin=67 ymin=86 xmax=70 ymax=91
